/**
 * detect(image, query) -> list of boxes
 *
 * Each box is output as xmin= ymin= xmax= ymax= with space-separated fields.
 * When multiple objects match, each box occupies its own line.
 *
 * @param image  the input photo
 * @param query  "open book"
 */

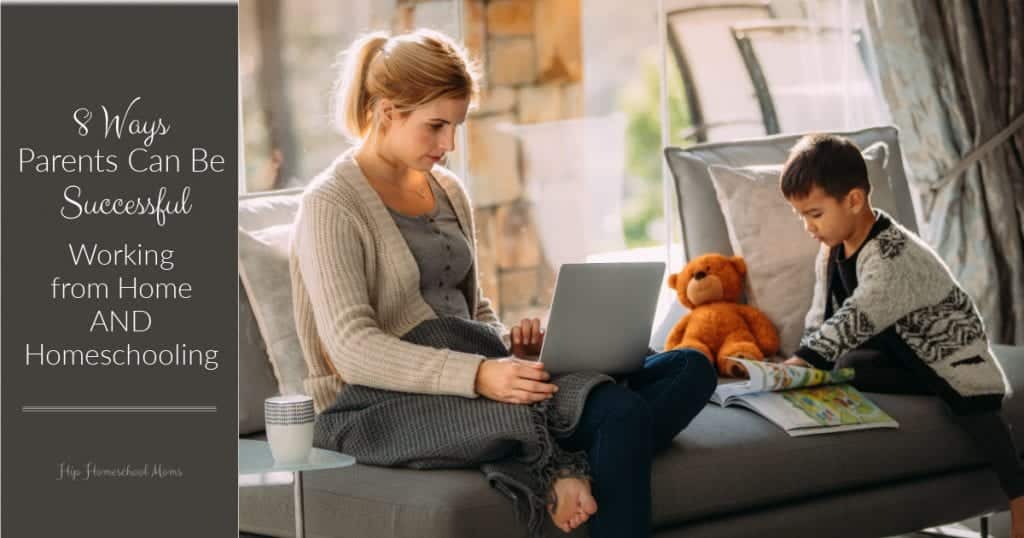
xmin=711 ymin=358 xmax=899 ymax=437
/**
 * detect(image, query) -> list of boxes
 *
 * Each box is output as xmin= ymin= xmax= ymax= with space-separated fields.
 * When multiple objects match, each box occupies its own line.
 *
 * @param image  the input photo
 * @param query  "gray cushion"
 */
xmin=237 ymin=187 xmax=306 ymax=433
xmin=240 ymin=461 xmax=535 ymax=538
xmin=705 ymin=142 xmax=889 ymax=355
xmin=242 ymin=469 xmax=1006 ymax=538
xmin=655 ymin=468 xmax=1005 ymax=538
xmin=238 ymin=188 xmax=307 ymax=396
xmin=655 ymin=393 xmax=984 ymax=525
xmin=241 ymin=375 xmax=1024 ymax=537
xmin=238 ymin=277 xmax=279 ymax=434
xmin=664 ymin=125 xmax=918 ymax=261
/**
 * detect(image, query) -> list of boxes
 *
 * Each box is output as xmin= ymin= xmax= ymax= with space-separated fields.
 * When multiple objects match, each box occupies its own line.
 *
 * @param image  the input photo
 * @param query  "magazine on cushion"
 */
xmin=711 ymin=358 xmax=899 ymax=437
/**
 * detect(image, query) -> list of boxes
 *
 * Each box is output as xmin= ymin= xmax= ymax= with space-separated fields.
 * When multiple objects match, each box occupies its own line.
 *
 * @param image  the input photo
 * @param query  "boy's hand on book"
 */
xmin=727 ymin=360 xmax=748 ymax=378
xmin=783 ymin=357 xmax=812 ymax=368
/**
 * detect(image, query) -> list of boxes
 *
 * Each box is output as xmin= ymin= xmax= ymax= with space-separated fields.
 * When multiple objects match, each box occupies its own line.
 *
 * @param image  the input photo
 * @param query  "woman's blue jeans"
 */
xmin=556 ymin=348 xmax=717 ymax=538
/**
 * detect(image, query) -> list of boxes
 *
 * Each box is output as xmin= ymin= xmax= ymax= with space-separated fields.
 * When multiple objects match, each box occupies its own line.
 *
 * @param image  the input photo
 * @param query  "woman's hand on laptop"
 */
xmin=475 ymin=358 xmax=558 ymax=404
xmin=510 ymin=318 xmax=544 ymax=358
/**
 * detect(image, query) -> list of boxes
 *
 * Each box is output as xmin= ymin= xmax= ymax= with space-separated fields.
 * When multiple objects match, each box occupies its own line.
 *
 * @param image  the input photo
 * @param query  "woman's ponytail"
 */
xmin=334 ymin=31 xmax=389 ymax=141
xmin=332 ymin=29 xmax=480 ymax=143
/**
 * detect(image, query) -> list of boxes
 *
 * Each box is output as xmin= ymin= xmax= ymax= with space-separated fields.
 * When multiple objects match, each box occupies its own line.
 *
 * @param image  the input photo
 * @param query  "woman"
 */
xmin=290 ymin=28 xmax=717 ymax=537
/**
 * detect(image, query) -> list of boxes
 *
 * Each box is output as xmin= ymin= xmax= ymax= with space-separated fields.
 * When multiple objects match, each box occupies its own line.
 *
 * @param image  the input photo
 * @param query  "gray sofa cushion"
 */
xmin=664 ymin=125 xmax=918 ymax=261
xmin=656 ymin=468 xmax=1005 ymax=538
xmin=241 ymin=463 xmax=534 ymax=538
xmin=239 ymin=277 xmax=279 ymax=434
xmin=655 ymin=393 xmax=984 ymax=525
xmin=704 ymin=142 xmax=889 ymax=355
xmin=241 ymin=347 xmax=1024 ymax=538
xmin=238 ymin=187 xmax=307 ymax=396
xmin=239 ymin=394 xmax=981 ymax=537
xmin=237 ymin=187 xmax=306 ymax=433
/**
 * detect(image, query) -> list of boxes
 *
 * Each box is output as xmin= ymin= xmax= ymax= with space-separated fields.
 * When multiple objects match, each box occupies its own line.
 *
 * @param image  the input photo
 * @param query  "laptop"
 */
xmin=534 ymin=262 xmax=665 ymax=375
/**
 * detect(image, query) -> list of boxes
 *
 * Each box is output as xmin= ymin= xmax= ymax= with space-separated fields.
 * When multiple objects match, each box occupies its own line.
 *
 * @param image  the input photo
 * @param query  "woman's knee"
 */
xmin=685 ymin=349 xmax=718 ymax=388
xmin=656 ymin=349 xmax=718 ymax=391
xmin=587 ymin=383 xmax=653 ymax=432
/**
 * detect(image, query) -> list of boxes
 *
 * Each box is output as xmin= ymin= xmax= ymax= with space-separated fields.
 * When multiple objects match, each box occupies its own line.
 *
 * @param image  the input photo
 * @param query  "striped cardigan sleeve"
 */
xmin=294 ymin=195 xmax=484 ymax=397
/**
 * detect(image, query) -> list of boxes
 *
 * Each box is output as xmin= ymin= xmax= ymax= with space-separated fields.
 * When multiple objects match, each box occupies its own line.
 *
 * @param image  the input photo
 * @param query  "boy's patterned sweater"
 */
xmin=795 ymin=209 xmax=1008 ymax=400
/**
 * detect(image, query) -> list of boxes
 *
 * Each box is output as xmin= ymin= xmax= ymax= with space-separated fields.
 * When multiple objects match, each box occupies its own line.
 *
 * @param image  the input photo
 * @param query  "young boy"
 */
xmin=779 ymin=134 xmax=1024 ymax=535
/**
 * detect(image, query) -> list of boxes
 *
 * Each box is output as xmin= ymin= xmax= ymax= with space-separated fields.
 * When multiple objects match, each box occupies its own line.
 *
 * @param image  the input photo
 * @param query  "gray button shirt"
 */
xmin=387 ymin=175 xmax=473 ymax=319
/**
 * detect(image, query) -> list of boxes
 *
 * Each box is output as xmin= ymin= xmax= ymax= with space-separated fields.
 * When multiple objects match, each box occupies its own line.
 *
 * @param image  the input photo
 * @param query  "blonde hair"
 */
xmin=333 ymin=29 xmax=481 ymax=141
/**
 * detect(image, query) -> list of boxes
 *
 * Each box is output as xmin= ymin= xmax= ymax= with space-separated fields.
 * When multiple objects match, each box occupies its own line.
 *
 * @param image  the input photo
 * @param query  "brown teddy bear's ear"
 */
xmin=668 ymin=273 xmax=678 ymax=289
xmin=731 ymin=256 xmax=748 ymax=278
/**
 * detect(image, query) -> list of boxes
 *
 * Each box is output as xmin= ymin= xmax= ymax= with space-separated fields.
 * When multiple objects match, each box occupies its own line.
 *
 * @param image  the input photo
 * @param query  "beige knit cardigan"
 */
xmin=289 ymin=149 xmax=508 ymax=413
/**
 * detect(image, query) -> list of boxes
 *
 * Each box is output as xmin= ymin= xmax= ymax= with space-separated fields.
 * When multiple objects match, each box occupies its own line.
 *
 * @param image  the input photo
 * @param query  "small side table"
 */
xmin=239 ymin=439 xmax=355 ymax=538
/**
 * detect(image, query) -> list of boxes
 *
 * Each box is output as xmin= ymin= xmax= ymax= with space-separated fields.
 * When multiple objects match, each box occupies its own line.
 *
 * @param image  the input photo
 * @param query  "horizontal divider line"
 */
xmin=22 ymin=405 xmax=217 ymax=412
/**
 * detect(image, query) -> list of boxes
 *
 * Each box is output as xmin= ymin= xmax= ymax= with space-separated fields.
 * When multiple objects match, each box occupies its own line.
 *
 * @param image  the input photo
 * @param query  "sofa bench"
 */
xmin=239 ymin=126 xmax=1023 ymax=537
xmin=241 ymin=343 xmax=1022 ymax=537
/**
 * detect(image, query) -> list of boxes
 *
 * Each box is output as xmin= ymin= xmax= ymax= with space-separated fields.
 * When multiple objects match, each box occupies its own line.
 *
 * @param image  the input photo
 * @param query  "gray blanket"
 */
xmin=314 ymin=317 xmax=613 ymax=537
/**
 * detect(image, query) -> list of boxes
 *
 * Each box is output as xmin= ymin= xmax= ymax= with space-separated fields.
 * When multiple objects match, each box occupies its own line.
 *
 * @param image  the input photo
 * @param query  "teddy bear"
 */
xmin=664 ymin=253 xmax=780 ymax=377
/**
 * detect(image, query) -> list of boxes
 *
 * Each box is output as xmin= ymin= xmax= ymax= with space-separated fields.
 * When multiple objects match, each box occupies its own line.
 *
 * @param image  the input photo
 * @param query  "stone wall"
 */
xmin=395 ymin=0 xmax=583 ymax=325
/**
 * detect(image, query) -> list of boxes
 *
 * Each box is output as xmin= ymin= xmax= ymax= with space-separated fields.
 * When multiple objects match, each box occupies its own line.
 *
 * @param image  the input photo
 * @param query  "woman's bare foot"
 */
xmin=546 ymin=476 xmax=598 ymax=533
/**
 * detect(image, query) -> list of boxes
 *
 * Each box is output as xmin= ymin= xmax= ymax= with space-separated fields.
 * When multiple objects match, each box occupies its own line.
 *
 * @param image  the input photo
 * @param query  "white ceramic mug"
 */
xmin=264 ymin=395 xmax=314 ymax=464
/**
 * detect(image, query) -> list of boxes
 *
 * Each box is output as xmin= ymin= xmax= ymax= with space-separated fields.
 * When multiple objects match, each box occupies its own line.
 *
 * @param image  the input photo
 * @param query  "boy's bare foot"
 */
xmin=547 ymin=476 xmax=598 ymax=533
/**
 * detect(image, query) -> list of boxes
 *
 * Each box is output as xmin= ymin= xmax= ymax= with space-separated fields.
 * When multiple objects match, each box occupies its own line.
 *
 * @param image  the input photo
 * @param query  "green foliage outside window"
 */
xmin=619 ymin=49 xmax=691 ymax=247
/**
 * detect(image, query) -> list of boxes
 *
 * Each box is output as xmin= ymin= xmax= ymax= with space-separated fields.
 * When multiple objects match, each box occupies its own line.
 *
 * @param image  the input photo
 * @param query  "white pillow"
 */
xmin=238 ymin=191 xmax=307 ymax=396
xmin=707 ymin=142 xmax=888 ymax=355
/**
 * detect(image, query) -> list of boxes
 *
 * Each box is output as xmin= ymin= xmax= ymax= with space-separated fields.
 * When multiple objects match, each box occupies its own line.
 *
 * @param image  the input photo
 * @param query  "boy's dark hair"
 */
xmin=780 ymin=134 xmax=870 ymax=200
